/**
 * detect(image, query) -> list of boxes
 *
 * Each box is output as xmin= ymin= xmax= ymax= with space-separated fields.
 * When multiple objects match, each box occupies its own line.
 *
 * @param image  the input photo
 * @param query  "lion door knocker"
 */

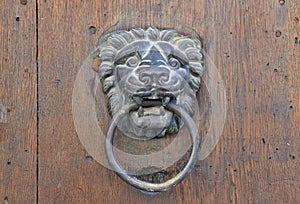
xmin=95 ymin=27 xmax=204 ymax=192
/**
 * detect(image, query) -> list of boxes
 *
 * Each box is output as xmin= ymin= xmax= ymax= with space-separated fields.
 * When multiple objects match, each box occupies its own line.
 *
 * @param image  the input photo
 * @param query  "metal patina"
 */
xmin=94 ymin=26 xmax=204 ymax=192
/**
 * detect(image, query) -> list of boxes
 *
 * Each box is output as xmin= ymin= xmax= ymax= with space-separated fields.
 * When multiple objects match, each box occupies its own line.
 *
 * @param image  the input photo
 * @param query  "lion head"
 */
xmin=95 ymin=26 xmax=204 ymax=139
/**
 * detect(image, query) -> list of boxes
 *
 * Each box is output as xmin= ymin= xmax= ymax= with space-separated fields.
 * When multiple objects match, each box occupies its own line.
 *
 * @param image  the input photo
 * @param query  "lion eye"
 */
xmin=168 ymin=57 xmax=180 ymax=69
xmin=126 ymin=56 xmax=139 ymax=67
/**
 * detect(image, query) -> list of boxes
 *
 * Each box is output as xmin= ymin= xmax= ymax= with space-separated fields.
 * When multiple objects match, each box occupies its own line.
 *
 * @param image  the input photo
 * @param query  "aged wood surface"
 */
xmin=0 ymin=0 xmax=37 ymax=203
xmin=37 ymin=0 xmax=300 ymax=203
xmin=0 ymin=0 xmax=299 ymax=203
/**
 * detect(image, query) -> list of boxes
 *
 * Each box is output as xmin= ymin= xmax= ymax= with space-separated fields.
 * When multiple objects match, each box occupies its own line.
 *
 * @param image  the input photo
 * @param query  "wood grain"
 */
xmin=0 ymin=0 xmax=37 ymax=203
xmin=39 ymin=0 xmax=300 ymax=203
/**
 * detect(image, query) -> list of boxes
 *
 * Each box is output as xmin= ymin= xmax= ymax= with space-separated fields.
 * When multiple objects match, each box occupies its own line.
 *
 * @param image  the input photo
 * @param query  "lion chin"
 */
xmin=97 ymin=26 xmax=203 ymax=140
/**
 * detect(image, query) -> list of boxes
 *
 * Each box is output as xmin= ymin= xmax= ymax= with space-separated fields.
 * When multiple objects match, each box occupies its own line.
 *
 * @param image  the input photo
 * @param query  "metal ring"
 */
xmin=105 ymin=101 xmax=200 ymax=192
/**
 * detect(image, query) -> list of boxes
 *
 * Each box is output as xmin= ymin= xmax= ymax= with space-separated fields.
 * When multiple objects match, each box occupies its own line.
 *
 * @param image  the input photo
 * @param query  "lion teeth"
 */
xmin=133 ymin=96 xmax=143 ymax=105
xmin=162 ymin=97 xmax=170 ymax=106
xmin=160 ymin=106 xmax=166 ymax=116
xmin=138 ymin=106 xmax=144 ymax=117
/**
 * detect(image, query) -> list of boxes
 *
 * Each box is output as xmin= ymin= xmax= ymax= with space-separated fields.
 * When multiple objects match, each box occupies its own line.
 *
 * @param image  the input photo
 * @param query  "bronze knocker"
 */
xmin=95 ymin=26 xmax=204 ymax=192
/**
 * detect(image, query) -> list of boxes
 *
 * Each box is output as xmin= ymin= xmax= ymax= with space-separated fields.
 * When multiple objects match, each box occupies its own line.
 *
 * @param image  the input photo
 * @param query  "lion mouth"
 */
xmin=127 ymin=95 xmax=176 ymax=138
xmin=132 ymin=87 xmax=176 ymax=105
xmin=130 ymin=95 xmax=175 ymax=118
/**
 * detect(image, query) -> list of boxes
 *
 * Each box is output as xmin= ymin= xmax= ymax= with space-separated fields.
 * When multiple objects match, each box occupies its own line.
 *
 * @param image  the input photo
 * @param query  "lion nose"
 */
xmin=138 ymin=67 xmax=170 ymax=86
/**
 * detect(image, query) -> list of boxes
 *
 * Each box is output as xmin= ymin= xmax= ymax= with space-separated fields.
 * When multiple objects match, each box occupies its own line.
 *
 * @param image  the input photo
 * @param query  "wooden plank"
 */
xmin=38 ymin=0 xmax=299 ymax=203
xmin=0 ymin=0 xmax=37 ymax=203
xmin=191 ymin=1 xmax=300 ymax=203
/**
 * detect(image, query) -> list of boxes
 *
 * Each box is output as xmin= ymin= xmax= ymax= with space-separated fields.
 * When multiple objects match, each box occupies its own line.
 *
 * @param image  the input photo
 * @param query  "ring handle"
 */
xmin=105 ymin=101 xmax=200 ymax=192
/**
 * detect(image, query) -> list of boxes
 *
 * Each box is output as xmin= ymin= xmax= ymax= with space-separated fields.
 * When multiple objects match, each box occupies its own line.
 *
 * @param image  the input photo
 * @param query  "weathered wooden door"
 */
xmin=1 ymin=0 xmax=299 ymax=203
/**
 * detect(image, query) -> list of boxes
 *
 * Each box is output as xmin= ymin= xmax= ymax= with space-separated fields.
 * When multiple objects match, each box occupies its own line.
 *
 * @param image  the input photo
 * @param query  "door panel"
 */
xmin=1 ymin=0 xmax=299 ymax=203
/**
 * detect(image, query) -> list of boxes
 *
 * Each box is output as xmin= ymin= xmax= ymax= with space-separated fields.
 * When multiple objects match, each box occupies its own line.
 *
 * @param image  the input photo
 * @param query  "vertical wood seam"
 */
xmin=36 ymin=0 xmax=39 ymax=203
